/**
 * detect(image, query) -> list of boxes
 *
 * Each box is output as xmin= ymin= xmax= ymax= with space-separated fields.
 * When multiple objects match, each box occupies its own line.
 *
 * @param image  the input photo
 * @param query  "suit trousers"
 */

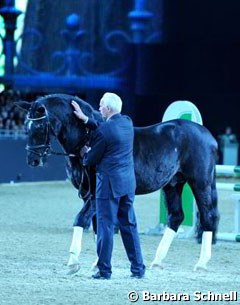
xmin=96 ymin=193 xmax=145 ymax=277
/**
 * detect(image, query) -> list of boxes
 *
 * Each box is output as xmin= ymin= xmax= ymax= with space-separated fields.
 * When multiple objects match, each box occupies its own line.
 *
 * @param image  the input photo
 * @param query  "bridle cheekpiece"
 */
xmin=25 ymin=114 xmax=51 ymax=158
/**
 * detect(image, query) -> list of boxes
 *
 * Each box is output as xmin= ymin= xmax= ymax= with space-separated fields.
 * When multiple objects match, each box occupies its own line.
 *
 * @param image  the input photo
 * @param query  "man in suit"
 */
xmin=71 ymin=93 xmax=145 ymax=279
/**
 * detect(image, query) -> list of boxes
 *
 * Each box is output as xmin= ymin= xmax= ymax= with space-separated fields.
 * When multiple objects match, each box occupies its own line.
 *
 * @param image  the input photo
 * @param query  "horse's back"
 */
xmin=133 ymin=119 xmax=218 ymax=194
xmin=134 ymin=119 xmax=217 ymax=160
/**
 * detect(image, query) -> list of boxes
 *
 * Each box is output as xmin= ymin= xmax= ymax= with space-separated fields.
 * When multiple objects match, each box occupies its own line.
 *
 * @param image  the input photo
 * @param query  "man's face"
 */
xmin=99 ymin=98 xmax=109 ymax=118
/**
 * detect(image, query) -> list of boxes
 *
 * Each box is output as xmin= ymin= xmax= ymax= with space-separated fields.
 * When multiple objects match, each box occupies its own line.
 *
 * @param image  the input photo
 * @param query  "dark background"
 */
xmin=131 ymin=0 xmax=240 ymax=138
xmin=1 ymin=0 xmax=240 ymax=180
xmin=22 ymin=0 xmax=240 ymax=138
xmin=2 ymin=0 xmax=240 ymax=138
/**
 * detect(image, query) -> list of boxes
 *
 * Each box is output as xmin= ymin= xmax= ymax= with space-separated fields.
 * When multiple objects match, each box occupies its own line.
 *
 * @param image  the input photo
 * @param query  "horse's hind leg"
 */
xmin=90 ymin=215 xmax=99 ymax=272
xmin=195 ymin=179 xmax=219 ymax=244
xmin=150 ymin=183 xmax=184 ymax=269
xmin=190 ymin=179 xmax=219 ymax=271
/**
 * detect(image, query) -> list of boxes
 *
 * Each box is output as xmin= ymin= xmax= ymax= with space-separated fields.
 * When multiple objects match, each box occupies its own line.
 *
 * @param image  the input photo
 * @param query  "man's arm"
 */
xmin=72 ymin=100 xmax=99 ymax=130
xmin=71 ymin=101 xmax=88 ymax=122
xmin=85 ymin=118 xmax=100 ymax=130
xmin=83 ymin=129 xmax=106 ymax=166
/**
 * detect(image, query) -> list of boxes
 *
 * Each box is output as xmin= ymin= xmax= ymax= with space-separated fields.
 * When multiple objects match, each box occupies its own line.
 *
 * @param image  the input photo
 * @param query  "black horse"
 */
xmin=16 ymin=93 xmax=219 ymax=271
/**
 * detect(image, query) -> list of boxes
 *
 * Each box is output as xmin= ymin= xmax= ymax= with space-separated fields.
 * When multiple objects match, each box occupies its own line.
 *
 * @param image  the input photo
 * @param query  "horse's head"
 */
xmin=15 ymin=100 xmax=51 ymax=167
xmin=15 ymin=94 xmax=102 ymax=167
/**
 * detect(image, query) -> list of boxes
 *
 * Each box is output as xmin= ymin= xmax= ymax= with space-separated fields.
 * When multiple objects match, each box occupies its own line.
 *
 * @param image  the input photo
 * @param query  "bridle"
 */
xmin=25 ymin=111 xmax=92 ymax=201
xmin=25 ymin=114 xmax=51 ymax=158
xmin=25 ymin=113 xmax=91 ymax=158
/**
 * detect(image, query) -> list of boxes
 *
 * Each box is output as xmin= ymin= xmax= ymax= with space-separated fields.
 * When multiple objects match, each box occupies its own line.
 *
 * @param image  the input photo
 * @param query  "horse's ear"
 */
xmin=14 ymin=101 xmax=31 ymax=112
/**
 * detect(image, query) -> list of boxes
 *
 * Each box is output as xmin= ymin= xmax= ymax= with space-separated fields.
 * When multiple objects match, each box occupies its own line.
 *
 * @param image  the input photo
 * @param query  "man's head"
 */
xmin=99 ymin=92 xmax=122 ymax=119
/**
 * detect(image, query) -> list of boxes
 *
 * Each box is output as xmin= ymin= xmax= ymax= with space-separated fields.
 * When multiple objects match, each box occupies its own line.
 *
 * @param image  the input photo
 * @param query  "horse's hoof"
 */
xmin=90 ymin=258 xmax=99 ymax=272
xmin=67 ymin=264 xmax=80 ymax=275
xmin=149 ymin=262 xmax=164 ymax=270
xmin=193 ymin=264 xmax=208 ymax=272
xmin=67 ymin=253 xmax=79 ymax=266
xmin=90 ymin=264 xmax=99 ymax=272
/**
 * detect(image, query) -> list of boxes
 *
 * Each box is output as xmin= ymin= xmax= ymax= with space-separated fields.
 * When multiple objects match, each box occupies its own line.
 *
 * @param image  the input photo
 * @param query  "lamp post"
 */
xmin=128 ymin=0 xmax=153 ymax=43
xmin=0 ymin=0 xmax=22 ymax=79
xmin=60 ymin=13 xmax=85 ymax=75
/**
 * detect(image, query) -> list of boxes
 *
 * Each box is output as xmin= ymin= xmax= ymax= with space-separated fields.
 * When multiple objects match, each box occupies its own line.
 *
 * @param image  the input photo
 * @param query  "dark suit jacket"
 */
xmin=83 ymin=114 xmax=136 ymax=199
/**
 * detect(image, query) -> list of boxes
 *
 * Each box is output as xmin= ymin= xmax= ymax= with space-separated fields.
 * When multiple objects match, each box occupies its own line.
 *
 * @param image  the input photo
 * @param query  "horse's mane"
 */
xmin=35 ymin=93 xmax=102 ymax=122
xmin=72 ymin=95 xmax=101 ymax=121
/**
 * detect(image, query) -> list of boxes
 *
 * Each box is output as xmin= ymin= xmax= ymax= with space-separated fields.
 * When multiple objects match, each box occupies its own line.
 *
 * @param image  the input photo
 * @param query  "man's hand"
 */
xmin=80 ymin=145 xmax=91 ymax=157
xmin=71 ymin=100 xmax=88 ymax=122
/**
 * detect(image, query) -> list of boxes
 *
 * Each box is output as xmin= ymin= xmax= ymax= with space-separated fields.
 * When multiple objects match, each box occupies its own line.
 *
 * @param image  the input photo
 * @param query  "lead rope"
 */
xmin=78 ymin=164 xmax=92 ymax=203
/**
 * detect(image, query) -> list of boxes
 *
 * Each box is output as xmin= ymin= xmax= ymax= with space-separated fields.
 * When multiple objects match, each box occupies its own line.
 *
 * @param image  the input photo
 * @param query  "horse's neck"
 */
xmin=48 ymin=111 xmax=81 ymax=155
xmin=58 ymin=123 xmax=82 ymax=155
xmin=52 ymin=109 xmax=101 ymax=155
xmin=91 ymin=109 xmax=102 ymax=122
xmin=47 ymin=100 xmax=101 ymax=154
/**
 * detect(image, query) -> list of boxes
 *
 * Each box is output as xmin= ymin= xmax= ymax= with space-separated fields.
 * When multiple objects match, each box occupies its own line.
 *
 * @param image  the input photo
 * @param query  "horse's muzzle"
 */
xmin=27 ymin=156 xmax=44 ymax=167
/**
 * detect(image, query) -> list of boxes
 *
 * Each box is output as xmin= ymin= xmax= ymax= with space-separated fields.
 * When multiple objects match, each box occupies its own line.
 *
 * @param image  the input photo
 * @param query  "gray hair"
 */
xmin=101 ymin=92 xmax=122 ymax=113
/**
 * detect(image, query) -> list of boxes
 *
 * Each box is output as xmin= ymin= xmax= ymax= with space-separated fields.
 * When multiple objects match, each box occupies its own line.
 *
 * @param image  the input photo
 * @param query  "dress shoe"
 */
xmin=92 ymin=271 xmax=111 ymax=280
xmin=67 ymin=264 xmax=80 ymax=275
xmin=130 ymin=273 xmax=144 ymax=279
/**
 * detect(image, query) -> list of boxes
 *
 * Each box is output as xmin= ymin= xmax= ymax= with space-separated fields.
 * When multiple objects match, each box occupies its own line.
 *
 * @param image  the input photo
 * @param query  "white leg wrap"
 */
xmin=91 ymin=257 xmax=99 ymax=272
xmin=67 ymin=226 xmax=83 ymax=266
xmin=194 ymin=231 xmax=212 ymax=271
xmin=150 ymin=227 xmax=176 ymax=268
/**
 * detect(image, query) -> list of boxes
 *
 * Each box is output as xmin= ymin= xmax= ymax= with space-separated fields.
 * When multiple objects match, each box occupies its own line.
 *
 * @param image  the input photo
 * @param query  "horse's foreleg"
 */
xmin=67 ymin=226 xmax=83 ymax=274
xmin=150 ymin=227 xmax=176 ymax=269
xmin=194 ymin=231 xmax=212 ymax=271
xmin=67 ymin=199 xmax=96 ymax=275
